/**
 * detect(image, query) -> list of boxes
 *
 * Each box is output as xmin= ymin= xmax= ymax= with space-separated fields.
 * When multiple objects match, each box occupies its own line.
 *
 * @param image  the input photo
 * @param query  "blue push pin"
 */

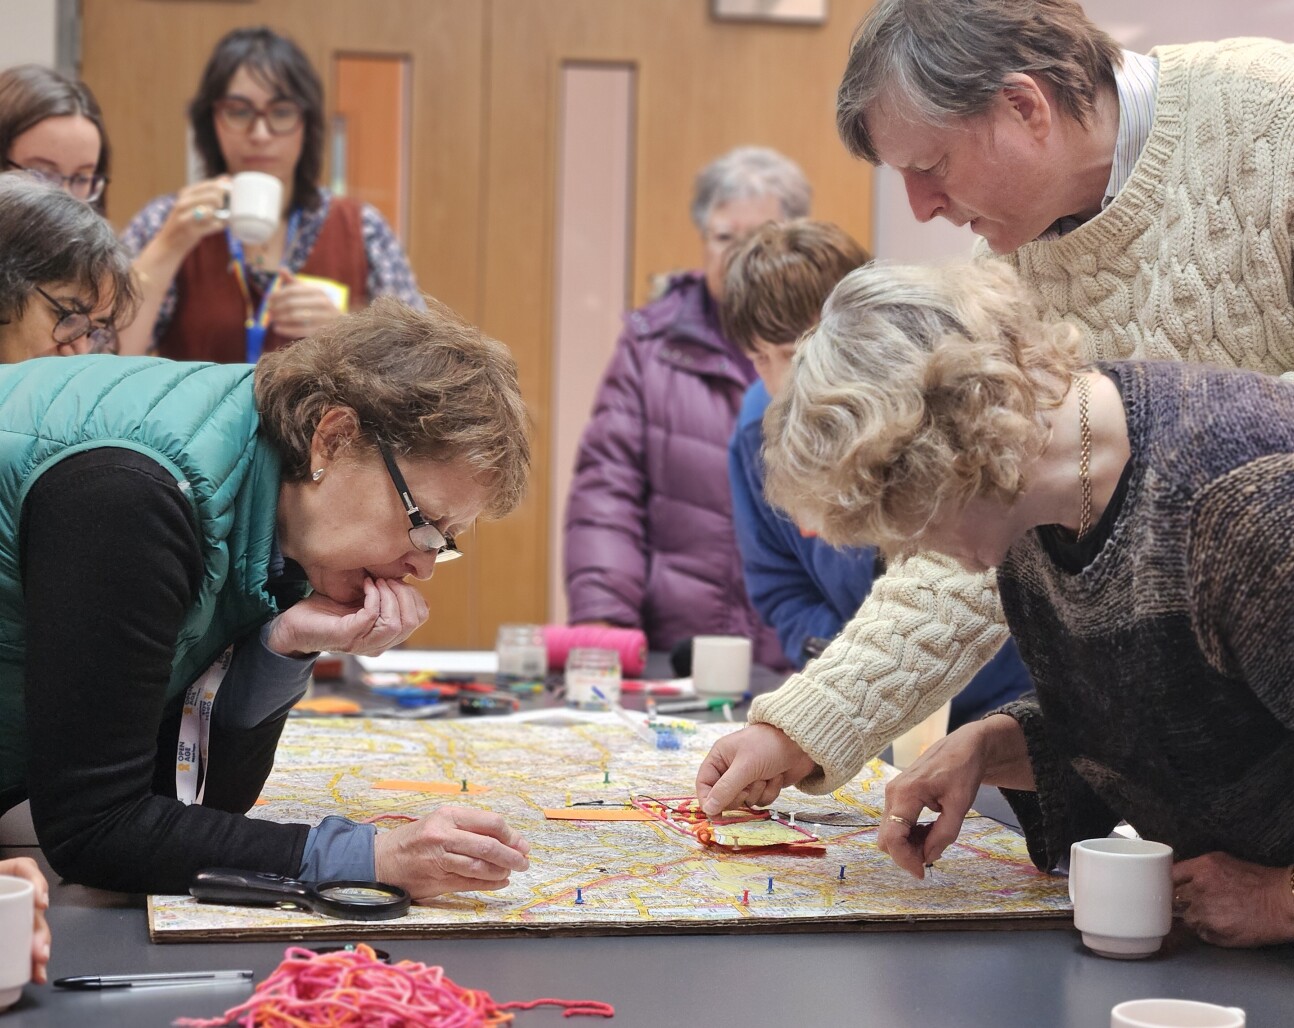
xmin=575 ymin=888 xmax=584 ymax=905
xmin=839 ymin=865 xmax=846 ymax=880
xmin=766 ymin=876 xmax=774 ymax=894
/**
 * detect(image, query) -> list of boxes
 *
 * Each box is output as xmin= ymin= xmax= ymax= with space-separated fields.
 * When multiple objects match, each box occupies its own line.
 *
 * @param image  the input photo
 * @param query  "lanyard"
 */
xmin=175 ymin=646 xmax=235 ymax=806
xmin=228 ymin=209 xmax=301 ymax=364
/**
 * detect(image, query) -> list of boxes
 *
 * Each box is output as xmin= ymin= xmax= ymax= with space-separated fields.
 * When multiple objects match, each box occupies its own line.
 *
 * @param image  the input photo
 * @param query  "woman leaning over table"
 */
xmin=119 ymin=25 xmax=422 ymax=361
xmin=0 ymin=296 xmax=531 ymax=902
xmin=746 ymin=260 xmax=1294 ymax=948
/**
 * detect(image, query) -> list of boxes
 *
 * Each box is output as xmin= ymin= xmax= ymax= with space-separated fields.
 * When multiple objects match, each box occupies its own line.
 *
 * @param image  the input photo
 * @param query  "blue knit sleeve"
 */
xmin=729 ymin=383 xmax=873 ymax=667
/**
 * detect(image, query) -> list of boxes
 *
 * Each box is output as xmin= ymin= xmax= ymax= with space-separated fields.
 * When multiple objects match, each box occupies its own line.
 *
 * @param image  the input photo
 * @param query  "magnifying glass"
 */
xmin=190 ymin=868 xmax=411 ymax=921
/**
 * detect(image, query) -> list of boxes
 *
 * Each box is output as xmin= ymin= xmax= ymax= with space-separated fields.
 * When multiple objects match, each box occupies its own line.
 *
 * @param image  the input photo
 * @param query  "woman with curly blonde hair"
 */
xmin=704 ymin=260 xmax=1294 ymax=948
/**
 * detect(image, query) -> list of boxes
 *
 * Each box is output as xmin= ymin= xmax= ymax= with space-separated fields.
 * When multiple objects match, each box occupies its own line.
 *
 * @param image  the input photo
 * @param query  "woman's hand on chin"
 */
xmin=266 ymin=576 xmax=429 ymax=657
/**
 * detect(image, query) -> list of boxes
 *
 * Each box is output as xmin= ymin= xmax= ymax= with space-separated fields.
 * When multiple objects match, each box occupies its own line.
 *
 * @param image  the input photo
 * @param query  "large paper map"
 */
xmin=149 ymin=716 xmax=1070 ymax=941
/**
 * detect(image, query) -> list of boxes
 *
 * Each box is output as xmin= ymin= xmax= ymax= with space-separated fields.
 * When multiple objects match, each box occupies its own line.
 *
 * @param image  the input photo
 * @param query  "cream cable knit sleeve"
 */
xmin=749 ymin=551 xmax=1009 ymax=793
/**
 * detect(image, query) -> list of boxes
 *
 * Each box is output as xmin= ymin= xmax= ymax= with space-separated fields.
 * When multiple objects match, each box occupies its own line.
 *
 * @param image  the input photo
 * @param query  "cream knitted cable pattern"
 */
xmin=752 ymin=39 xmax=1294 ymax=792
xmin=750 ymin=551 xmax=1009 ymax=792
xmin=1004 ymin=39 xmax=1294 ymax=374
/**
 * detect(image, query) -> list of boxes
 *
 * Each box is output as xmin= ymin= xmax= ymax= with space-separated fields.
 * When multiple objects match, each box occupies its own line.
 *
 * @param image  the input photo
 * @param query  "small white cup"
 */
xmin=0 ymin=874 xmax=34 ymax=1010
xmin=691 ymin=635 xmax=752 ymax=697
xmin=222 ymin=170 xmax=282 ymax=245
xmin=1069 ymin=837 xmax=1173 ymax=958
xmin=889 ymin=700 xmax=951 ymax=770
xmin=1111 ymin=999 xmax=1246 ymax=1027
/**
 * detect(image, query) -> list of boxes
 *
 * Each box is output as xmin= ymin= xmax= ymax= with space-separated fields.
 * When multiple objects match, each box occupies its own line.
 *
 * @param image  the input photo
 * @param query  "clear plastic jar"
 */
xmin=564 ymin=647 xmax=621 ymax=709
xmin=495 ymin=624 xmax=547 ymax=687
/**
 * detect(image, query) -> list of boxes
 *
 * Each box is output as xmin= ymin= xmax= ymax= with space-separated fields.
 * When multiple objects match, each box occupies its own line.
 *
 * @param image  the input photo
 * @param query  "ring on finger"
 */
xmin=886 ymin=814 xmax=915 ymax=828
xmin=192 ymin=204 xmax=210 ymax=222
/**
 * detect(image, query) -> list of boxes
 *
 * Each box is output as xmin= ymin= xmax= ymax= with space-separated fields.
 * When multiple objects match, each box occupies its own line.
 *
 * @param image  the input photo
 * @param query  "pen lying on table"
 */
xmin=53 ymin=970 xmax=255 ymax=990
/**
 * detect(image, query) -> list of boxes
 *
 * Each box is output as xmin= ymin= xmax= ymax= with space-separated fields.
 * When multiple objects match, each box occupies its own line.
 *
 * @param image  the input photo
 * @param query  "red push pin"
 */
xmin=742 ymin=889 xmax=749 ymax=906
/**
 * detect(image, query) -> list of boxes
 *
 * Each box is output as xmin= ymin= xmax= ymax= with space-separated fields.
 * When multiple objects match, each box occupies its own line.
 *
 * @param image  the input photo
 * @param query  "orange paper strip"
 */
xmin=292 ymin=697 xmax=362 ymax=715
xmin=543 ymin=808 xmax=655 ymax=822
xmin=373 ymin=779 xmax=491 ymax=795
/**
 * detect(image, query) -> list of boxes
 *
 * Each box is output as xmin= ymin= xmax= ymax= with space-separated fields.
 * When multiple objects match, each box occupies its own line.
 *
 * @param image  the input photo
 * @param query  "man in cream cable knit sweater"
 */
xmin=695 ymin=0 xmax=1294 ymax=836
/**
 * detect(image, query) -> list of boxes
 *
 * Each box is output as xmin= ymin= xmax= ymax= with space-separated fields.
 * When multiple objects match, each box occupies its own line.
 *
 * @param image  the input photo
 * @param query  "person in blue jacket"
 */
xmin=723 ymin=220 xmax=1031 ymax=727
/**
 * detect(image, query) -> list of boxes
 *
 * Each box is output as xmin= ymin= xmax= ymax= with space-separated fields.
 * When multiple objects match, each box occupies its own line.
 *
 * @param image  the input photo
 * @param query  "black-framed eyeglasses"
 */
xmin=213 ymin=96 xmax=305 ymax=137
xmin=33 ymin=286 xmax=118 ymax=355
xmin=376 ymin=439 xmax=463 ymax=563
xmin=5 ymin=161 xmax=107 ymax=203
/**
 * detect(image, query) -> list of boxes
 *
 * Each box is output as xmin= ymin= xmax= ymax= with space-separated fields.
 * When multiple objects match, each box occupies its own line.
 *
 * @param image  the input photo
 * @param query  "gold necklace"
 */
xmin=1076 ymin=373 xmax=1093 ymax=537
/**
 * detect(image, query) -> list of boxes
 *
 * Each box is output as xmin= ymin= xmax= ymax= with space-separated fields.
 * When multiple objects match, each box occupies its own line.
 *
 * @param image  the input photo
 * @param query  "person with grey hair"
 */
xmin=0 ymin=174 xmax=136 ymax=362
xmin=564 ymin=146 xmax=810 ymax=663
xmin=693 ymin=0 xmax=1294 ymax=845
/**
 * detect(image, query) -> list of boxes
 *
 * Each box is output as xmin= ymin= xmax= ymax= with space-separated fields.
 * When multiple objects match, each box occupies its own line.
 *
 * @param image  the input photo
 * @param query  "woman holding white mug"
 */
xmin=120 ymin=26 xmax=422 ymax=361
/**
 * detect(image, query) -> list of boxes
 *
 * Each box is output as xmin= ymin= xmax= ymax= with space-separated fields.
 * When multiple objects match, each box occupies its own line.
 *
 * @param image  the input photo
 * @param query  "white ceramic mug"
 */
xmin=221 ymin=170 xmax=282 ymax=245
xmin=1069 ymin=837 xmax=1173 ymax=958
xmin=691 ymin=635 xmax=752 ymax=697
xmin=0 ymin=874 xmax=34 ymax=1010
xmin=1111 ymin=999 xmax=1246 ymax=1027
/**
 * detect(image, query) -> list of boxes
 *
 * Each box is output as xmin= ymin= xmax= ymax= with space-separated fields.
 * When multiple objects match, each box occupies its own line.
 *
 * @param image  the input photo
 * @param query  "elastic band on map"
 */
xmin=173 ymin=944 xmax=614 ymax=1026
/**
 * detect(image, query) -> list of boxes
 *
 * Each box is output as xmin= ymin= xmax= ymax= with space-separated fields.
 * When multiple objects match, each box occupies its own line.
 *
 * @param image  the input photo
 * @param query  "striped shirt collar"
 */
xmin=1103 ymin=49 xmax=1159 ymax=209
xmin=1043 ymin=49 xmax=1159 ymax=239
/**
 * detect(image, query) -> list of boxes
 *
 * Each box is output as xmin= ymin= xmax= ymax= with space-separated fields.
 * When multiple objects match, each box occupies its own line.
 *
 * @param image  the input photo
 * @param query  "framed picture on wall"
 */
xmin=711 ymin=0 xmax=828 ymax=25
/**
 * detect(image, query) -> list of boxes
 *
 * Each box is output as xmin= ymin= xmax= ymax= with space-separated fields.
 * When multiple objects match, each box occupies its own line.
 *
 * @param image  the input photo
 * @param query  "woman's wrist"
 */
xmin=975 ymin=713 xmax=1034 ymax=789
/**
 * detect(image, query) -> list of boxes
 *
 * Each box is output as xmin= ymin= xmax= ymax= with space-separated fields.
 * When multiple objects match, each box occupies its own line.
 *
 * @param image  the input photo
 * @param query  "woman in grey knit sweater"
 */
xmin=758 ymin=260 xmax=1294 ymax=949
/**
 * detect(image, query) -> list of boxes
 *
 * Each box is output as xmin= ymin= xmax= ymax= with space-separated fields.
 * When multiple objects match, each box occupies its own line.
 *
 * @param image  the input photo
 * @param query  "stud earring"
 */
xmin=311 ymin=468 xmax=325 ymax=482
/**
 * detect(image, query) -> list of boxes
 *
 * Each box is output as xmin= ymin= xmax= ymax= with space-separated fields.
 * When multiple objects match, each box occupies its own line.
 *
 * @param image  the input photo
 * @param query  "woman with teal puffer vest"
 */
xmin=0 ymin=295 xmax=534 ymax=905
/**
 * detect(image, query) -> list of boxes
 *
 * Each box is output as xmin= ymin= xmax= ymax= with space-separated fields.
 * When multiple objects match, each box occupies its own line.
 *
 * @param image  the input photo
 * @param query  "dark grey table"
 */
xmin=3 ymin=656 xmax=1290 ymax=1026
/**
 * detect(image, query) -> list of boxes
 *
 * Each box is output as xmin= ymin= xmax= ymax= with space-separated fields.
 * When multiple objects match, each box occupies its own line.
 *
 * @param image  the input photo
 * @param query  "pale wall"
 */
xmin=0 ymin=0 xmax=58 ymax=69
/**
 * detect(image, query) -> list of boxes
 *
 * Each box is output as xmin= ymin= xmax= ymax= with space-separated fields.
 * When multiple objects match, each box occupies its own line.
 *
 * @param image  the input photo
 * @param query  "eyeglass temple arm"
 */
xmin=377 ymin=443 xmax=426 ymax=521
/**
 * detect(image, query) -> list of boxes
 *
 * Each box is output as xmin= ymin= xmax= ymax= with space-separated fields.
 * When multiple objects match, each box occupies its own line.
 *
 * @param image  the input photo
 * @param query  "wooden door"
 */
xmin=81 ymin=0 xmax=876 ymax=649
xmin=82 ymin=0 xmax=497 ymax=647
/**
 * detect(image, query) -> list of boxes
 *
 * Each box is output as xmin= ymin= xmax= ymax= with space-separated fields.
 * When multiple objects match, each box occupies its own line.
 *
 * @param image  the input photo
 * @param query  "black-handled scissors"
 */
xmin=190 ymin=868 xmax=411 ymax=921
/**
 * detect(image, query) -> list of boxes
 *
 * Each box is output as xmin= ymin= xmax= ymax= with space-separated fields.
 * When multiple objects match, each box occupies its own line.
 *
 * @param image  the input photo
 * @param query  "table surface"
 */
xmin=3 ymin=655 xmax=1291 ymax=1026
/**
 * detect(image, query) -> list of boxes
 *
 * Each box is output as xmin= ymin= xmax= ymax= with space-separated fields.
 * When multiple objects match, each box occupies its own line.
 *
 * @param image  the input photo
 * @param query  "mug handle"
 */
xmin=215 ymin=183 xmax=232 ymax=222
xmin=1068 ymin=841 xmax=1079 ymax=903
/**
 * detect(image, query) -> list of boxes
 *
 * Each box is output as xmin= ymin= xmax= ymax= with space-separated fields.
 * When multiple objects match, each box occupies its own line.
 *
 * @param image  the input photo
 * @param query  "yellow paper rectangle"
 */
xmin=294 ymin=274 xmax=351 ymax=313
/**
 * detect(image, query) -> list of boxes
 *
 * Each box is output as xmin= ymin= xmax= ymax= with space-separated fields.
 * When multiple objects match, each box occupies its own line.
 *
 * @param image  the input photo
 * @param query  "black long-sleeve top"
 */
xmin=20 ymin=448 xmax=309 ymax=894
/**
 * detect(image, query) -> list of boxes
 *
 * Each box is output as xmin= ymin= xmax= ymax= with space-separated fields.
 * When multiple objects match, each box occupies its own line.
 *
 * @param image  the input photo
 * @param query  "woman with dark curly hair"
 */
xmin=119 ymin=26 xmax=422 ymax=361
xmin=0 ymin=175 xmax=135 ymax=360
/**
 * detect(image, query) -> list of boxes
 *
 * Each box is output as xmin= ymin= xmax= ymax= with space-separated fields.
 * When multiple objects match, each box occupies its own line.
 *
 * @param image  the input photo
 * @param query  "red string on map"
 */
xmin=173 ymin=944 xmax=614 ymax=1026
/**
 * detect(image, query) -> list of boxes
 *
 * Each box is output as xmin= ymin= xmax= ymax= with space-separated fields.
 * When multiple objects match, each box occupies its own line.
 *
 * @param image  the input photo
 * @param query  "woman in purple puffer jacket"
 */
xmin=564 ymin=147 xmax=811 ymax=670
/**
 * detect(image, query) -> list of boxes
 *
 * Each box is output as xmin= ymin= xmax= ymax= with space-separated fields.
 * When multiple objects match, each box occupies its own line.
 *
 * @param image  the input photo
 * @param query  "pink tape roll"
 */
xmin=544 ymin=624 xmax=648 ymax=677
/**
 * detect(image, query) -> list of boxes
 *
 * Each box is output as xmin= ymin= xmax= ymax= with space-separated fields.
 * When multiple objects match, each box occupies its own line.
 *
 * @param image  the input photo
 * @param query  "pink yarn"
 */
xmin=172 ymin=944 xmax=614 ymax=1026
xmin=543 ymin=625 xmax=647 ymax=677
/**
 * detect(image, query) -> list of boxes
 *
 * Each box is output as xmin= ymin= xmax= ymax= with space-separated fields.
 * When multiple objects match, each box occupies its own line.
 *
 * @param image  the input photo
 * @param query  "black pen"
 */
xmin=54 ymin=970 xmax=254 ymax=990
